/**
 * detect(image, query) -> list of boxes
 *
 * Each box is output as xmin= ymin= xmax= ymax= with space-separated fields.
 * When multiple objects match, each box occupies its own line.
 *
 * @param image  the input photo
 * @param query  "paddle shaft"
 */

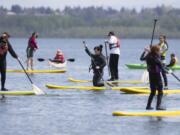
xmin=37 ymin=58 xmax=75 ymax=62
xmin=17 ymin=59 xmax=33 ymax=84
xmin=150 ymin=19 xmax=158 ymax=47
xmin=171 ymin=72 xmax=180 ymax=82
xmin=104 ymin=41 xmax=110 ymax=76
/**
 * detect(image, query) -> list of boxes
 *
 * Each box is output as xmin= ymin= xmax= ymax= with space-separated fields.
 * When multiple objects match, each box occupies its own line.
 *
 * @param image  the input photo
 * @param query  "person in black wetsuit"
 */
xmin=0 ymin=32 xmax=18 ymax=91
xmin=140 ymin=45 xmax=167 ymax=110
xmin=85 ymin=45 xmax=106 ymax=87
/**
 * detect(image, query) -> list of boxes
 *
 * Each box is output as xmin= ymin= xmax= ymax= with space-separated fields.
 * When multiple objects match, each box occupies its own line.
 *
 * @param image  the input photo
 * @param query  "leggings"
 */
xmin=93 ymin=70 xmax=104 ymax=87
xmin=0 ymin=61 xmax=6 ymax=90
xmin=109 ymin=54 xmax=119 ymax=80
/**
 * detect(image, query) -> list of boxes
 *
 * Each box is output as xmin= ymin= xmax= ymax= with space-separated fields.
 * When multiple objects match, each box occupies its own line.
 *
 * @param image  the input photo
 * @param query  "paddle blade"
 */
xmin=141 ymin=70 xmax=149 ymax=83
xmin=32 ymin=84 xmax=45 ymax=95
xmin=67 ymin=58 xmax=75 ymax=62
xmin=37 ymin=58 xmax=45 ymax=62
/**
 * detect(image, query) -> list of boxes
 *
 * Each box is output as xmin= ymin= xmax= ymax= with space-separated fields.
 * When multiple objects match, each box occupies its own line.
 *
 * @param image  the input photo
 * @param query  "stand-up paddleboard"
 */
xmin=120 ymin=88 xmax=180 ymax=94
xmin=68 ymin=77 xmax=144 ymax=84
xmin=126 ymin=64 xmax=180 ymax=70
xmin=46 ymin=84 xmax=148 ymax=91
xmin=7 ymin=69 xmax=66 ymax=73
xmin=48 ymin=61 xmax=67 ymax=68
xmin=113 ymin=110 xmax=180 ymax=117
xmin=0 ymin=91 xmax=35 ymax=95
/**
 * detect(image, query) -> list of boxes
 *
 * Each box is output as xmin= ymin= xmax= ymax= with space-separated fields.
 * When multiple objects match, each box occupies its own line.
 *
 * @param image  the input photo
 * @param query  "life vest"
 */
xmin=0 ymin=43 xmax=8 ymax=56
xmin=159 ymin=42 xmax=168 ymax=57
xmin=54 ymin=54 xmax=65 ymax=63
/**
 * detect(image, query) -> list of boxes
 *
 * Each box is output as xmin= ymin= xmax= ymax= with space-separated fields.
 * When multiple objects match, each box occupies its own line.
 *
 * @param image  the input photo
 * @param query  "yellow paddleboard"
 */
xmin=113 ymin=110 xmax=180 ymax=117
xmin=7 ymin=69 xmax=66 ymax=73
xmin=0 ymin=91 xmax=35 ymax=95
xmin=46 ymin=84 xmax=148 ymax=91
xmin=68 ymin=77 xmax=144 ymax=84
xmin=120 ymin=88 xmax=180 ymax=94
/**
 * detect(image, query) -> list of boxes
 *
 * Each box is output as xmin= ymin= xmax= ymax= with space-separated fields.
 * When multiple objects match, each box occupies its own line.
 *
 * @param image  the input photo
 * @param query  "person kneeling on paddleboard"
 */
xmin=49 ymin=49 xmax=65 ymax=63
xmin=167 ymin=53 xmax=178 ymax=68
xmin=0 ymin=32 xmax=18 ymax=91
xmin=140 ymin=45 xmax=168 ymax=110
xmin=85 ymin=45 xmax=106 ymax=87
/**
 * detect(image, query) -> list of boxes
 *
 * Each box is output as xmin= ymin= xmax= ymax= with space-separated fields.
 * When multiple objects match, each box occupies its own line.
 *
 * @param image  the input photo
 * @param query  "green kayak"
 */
xmin=126 ymin=64 xmax=180 ymax=70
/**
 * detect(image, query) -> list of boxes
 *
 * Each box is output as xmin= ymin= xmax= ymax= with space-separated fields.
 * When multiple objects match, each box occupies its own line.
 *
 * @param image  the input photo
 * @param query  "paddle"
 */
xmin=165 ymin=68 xmax=180 ymax=82
xmin=104 ymin=41 xmax=110 ymax=76
xmin=37 ymin=58 xmax=75 ymax=62
xmin=142 ymin=19 xmax=158 ymax=82
xmin=83 ymin=41 xmax=114 ymax=88
xmin=17 ymin=58 xmax=45 ymax=95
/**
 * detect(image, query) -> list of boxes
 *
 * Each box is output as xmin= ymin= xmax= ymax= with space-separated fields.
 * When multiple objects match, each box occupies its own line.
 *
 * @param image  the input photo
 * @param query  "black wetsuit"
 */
xmin=140 ymin=52 xmax=166 ymax=110
xmin=85 ymin=47 xmax=106 ymax=87
xmin=0 ymin=37 xmax=18 ymax=90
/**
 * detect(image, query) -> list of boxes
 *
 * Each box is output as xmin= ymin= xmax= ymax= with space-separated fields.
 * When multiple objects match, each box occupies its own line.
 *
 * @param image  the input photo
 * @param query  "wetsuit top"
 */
xmin=108 ymin=35 xmax=120 ymax=55
xmin=167 ymin=57 xmax=178 ymax=67
xmin=140 ymin=52 xmax=165 ymax=73
xmin=28 ymin=36 xmax=38 ymax=50
xmin=54 ymin=54 xmax=65 ymax=63
xmin=85 ymin=47 xmax=106 ymax=71
xmin=0 ymin=37 xmax=17 ymax=61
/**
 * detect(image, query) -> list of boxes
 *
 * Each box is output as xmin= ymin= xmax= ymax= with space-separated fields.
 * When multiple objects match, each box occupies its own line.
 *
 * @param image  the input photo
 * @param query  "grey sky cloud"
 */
xmin=1 ymin=0 xmax=179 ymax=10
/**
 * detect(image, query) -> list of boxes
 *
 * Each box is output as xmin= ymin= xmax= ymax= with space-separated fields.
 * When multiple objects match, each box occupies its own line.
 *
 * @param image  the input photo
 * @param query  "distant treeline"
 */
xmin=0 ymin=5 xmax=180 ymax=38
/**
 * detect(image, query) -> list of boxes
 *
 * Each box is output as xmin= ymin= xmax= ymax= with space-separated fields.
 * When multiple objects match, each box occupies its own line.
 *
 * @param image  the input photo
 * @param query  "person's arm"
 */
xmin=99 ymin=55 xmax=106 ymax=69
xmin=167 ymin=59 xmax=175 ymax=67
xmin=7 ymin=41 xmax=18 ymax=59
xmin=30 ymin=38 xmax=38 ymax=49
xmin=85 ymin=46 xmax=95 ymax=58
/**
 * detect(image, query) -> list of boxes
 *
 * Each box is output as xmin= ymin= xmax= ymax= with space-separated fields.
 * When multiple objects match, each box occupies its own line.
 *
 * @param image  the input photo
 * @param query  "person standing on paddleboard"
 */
xmin=140 ymin=45 xmax=167 ymax=110
xmin=107 ymin=31 xmax=120 ymax=81
xmin=85 ymin=45 xmax=106 ymax=87
xmin=158 ymin=35 xmax=168 ymax=89
xmin=0 ymin=32 xmax=18 ymax=91
xmin=26 ymin=32 xmax=39 ymax=70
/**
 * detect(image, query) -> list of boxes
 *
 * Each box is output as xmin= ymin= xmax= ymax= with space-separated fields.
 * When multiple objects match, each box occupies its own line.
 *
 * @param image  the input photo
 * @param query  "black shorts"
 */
xmin=26 ymin=47 xmax=34 ymax=58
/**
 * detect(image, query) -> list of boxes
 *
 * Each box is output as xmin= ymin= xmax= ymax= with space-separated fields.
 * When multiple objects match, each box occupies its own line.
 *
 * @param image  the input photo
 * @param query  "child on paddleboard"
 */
xmin=140 ymin=45 xmax=168 ymax=110
xmin=167 ymin=53 xmax=178 ymax=68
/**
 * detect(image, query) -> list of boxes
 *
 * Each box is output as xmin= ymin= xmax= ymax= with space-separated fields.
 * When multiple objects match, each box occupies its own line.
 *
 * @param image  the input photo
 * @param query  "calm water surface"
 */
xmin=0 ymin=38 xmax=180 ymax=135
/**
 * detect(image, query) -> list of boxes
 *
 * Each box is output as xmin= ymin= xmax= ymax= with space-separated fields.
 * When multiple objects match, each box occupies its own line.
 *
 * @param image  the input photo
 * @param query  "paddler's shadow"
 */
xmin=0 ymin=95 xmax=6 ymax=102
xmin=148 ymin=116 xmax=164 ymax=122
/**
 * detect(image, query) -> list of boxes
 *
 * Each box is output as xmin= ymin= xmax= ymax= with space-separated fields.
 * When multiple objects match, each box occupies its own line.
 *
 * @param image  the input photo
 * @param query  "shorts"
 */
xmin=26 ymin=47 xmax=34 ymax=58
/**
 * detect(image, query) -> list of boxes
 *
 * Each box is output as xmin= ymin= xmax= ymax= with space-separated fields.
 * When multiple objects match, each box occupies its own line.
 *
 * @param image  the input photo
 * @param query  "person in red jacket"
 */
xmin=26 ymin=32 xmax=39 ymax=70
xmin=50 ymin=49 xmax=65 ymax=63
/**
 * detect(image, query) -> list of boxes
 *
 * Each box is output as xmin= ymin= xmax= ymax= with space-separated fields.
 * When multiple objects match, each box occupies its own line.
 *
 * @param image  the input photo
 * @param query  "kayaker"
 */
xmin=85 ymin=45 xmax=106 ymax=87
xmin=0 ymin=32 xmax=18 ymax=91
xmin=107 ymin=31 xmax=120 ymax=81
xmin=158 ymin=35 xmax=168 ymax=89
xmin=49 ymin=49 xmax=65 ymax=63
xmin=140 ymin=45 xmax=167 ymax=110
xmin=167 ymin=53 xmax=178 ymax=67
xmin=26 ymin=32 xmax=39 ymax=70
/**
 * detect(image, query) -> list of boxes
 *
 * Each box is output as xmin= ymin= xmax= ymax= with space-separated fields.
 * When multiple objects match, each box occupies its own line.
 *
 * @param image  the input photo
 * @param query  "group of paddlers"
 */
xmin=85 ymin=31 xmax=178 ymax=110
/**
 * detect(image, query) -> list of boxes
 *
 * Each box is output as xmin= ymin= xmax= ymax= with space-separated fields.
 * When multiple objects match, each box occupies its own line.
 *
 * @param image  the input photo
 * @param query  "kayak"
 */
xmin=68 ymin=77 xmax=144 ymax=84
xmin=46 ymin=84 xmax=148 ymax=91
xmin=48 ymin=61 xmax=67 ymax=68
xmin=126 ymin=64 xmax=180 ymax=70
xmin=112 ymin=110 xmax=180 ymax=117
xmin=120 ymin=88 xmax=180 ymax=94
xmin=7 ymin=69 xmax=66 ymax=73
xmin=0 ymin=91 xmax=35 ymax=95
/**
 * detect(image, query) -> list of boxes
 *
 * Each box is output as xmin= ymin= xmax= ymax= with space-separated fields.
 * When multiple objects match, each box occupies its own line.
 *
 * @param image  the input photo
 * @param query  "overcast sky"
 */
xmin=1 ymin=0 xmax=179 ymax=10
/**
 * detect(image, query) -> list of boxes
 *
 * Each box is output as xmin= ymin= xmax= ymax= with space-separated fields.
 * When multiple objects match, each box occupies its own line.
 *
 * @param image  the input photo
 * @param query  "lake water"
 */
xmin=1 ymin=38 xmax=180 ymax=135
